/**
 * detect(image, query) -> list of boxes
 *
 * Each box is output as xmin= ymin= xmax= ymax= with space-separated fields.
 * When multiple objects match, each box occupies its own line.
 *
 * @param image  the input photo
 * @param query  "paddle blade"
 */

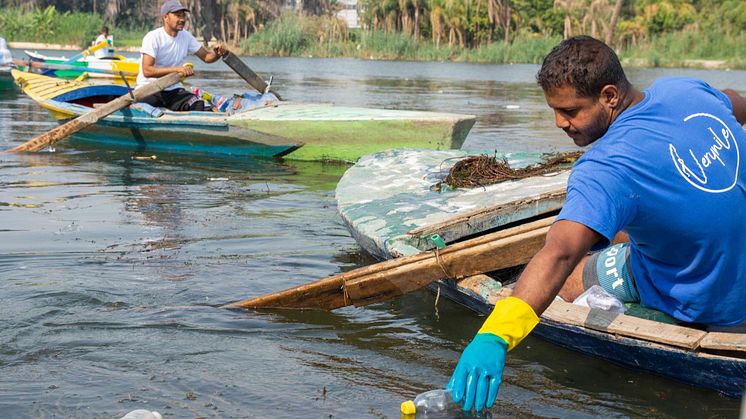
xmin=224 ymin=276 xmax=347 ymax=311
xmin=222 ymin=52 xmax=281 ymax=99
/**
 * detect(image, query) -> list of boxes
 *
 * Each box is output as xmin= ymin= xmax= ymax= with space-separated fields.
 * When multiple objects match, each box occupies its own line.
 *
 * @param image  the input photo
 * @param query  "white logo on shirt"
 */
xmin=669 ymin=112 xmax=740 ymax=193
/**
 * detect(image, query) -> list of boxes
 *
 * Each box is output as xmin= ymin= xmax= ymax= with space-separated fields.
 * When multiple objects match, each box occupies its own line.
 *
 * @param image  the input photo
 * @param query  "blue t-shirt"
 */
xmin=557 ymin=77 xmax=746 ymax=326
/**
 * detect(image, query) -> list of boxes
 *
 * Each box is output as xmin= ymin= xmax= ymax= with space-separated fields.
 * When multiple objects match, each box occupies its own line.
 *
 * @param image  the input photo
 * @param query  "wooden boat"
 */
xmin=11 ymin=70 xmax=476 ymax=162
xmin=19 ymin=50 xmax=138 ymax=82
xmin=335 ymin=148 xmax=746 ymax=398
xmin=11 ymin=69 xmax=301 ymax=158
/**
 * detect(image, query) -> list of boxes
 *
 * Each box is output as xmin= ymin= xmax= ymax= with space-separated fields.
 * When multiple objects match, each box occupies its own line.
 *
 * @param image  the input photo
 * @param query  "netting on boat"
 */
xmin=439 ymin=151 xmax=583 ymax=189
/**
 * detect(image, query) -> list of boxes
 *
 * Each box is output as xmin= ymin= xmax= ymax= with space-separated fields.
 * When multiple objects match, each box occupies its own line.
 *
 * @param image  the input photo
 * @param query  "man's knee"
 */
xmin=189 ymin=100 xmax=205 ymax=111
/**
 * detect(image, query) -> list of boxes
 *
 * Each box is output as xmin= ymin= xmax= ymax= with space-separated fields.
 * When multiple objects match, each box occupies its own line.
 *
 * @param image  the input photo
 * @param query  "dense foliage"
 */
xmin=1 ymin=0 xmax=745 ymax=66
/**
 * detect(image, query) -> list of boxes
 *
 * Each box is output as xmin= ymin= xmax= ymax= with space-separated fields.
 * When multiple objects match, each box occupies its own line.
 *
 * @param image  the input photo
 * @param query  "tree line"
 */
xmin=0 ymin=0 xmax=744 ymax=54
xmin=0 ymin=0 xmax=340 ymax=46
xmin=357 ymin=0 xmax=746 ymax=49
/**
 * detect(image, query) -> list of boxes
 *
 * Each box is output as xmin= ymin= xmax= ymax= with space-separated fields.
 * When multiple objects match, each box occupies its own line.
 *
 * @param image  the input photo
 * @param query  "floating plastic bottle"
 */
xmin=401 ymin=389 xmax=460 ymax=417
xmin=120 ymin=409 xmax=163 ymax=419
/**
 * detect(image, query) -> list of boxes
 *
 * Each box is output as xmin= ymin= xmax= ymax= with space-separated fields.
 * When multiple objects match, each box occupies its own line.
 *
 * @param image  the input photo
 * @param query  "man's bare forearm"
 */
xmin=511 ymin=220 xmax=601 ymax=315
xmin=512 ymin=244 xmax=583 ymax=315
xmin=142 ymin=66 xmax=184 ymax=78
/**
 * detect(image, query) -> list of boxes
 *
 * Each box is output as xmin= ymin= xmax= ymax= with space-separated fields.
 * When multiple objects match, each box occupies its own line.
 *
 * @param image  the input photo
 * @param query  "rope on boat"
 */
xmin=437 ymin=151 xmax=583 ymax=190
xmin=433 ymin=247 xmax=453 ymax=279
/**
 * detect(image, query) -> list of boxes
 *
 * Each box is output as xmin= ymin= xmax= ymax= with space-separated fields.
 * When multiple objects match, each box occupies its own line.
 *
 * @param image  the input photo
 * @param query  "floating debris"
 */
xmin=438 ymin=151 xmax=582 ymax=189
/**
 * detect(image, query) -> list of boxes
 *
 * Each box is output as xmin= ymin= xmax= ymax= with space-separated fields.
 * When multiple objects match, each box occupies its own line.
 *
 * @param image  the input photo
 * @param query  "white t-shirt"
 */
xmin=136 ymin=28 xmax=202 ymax=90
xmin=0 ymin=37 xmax=11 ymax=66
xmin=93 ymin=34 xmax=113 ymax=59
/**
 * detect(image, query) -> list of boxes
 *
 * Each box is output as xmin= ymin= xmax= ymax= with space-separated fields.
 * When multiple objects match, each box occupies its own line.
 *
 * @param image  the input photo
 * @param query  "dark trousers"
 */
xmin=141 ymin=87 xmax=205 ymax=112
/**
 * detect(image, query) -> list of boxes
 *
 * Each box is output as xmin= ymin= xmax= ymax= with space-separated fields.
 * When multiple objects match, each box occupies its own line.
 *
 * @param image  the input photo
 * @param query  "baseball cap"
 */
xmin=160 ymin=0 xmax=189 ymax=16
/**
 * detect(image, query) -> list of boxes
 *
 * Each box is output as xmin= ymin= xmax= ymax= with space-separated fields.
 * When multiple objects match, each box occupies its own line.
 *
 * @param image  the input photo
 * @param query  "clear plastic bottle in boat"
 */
xmin=401 ymin=389 xmax=461 ymax=417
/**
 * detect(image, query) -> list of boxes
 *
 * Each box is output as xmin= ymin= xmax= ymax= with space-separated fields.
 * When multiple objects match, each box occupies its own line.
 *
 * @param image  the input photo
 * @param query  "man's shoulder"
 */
xmin=649 ymin=76 xmax=709 ymax=93
xmin=142 ymin=28 xmax=163 ymax=42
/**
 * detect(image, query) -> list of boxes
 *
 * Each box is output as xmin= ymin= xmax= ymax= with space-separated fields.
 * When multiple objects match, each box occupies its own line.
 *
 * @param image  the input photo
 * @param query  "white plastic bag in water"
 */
xmin=572 ymin=285 xmax=625 ymax=313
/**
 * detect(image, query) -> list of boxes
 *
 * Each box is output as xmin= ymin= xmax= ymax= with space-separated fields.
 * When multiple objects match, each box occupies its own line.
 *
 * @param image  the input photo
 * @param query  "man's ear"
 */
xmin=600 ymin=84 xmax=620 ymax=109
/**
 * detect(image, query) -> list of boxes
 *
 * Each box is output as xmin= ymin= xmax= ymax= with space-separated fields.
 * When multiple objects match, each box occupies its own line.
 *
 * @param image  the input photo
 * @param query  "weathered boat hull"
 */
xmin=335 ymin=148 xmax=746 ymax=398
xmin=336 ymin=148 xmax=568 ymax=259
xmin=12 ymin=69 xmax=302 ymax=158
xmin=66 ymin=122 xmax=301 ymax=158
xmin=437 ymin=279 xmax=746 ymax=399
xmin=13 ymin=70 xmax=476 ymax=162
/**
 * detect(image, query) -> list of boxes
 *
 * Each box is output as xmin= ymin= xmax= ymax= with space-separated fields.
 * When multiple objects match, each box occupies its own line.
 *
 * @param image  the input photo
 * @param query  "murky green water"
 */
xmin=1 ymin=51 xmax=743 ymax=417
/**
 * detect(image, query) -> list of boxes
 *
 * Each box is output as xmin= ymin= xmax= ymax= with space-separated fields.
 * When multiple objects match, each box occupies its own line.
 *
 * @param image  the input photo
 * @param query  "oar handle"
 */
xmin=64 ymin=40 xmax=109 ymax=65
xmin=8 ymin=72 xmax=184 ymax=153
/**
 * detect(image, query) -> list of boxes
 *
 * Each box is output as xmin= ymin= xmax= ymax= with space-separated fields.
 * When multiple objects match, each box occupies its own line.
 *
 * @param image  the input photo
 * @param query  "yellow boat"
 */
xmin=19 ymin=50 xmax=138 ymax=83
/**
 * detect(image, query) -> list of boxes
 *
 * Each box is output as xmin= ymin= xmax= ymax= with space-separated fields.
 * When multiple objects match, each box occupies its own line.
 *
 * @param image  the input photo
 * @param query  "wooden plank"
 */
xmin=225 ymin=216 xmax=553 ymax=310
xmin=543 ymin=299 xmax=706 ymax=350
xmin=700 ymin=332 xmax=746 ymax=353
xmin=344 ymin=224 xmax=550 ymax=307
xmin=461 ymin=284 xmax=707 ymax=350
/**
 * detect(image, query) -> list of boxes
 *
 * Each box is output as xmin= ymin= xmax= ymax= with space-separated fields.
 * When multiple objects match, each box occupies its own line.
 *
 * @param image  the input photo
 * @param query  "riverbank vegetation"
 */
xmin=1 ymin=0 xmax=745 ymax=68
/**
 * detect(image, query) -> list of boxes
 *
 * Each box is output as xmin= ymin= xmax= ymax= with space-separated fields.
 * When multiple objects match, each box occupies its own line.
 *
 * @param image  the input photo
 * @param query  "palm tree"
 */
xmin=605 ymin=0 xmax=623 ymax=45
xmin=104 ymin=0 xmax=119 ymax=25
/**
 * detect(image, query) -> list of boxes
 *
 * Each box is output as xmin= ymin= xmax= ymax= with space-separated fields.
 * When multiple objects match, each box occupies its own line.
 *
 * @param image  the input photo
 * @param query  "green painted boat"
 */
xmin=13 ymin=70 xmax=475 ymax=162
xmin=0 ymin=37 xmax=14 ymax=90
xmin=336 ymin=148 xmax=568 ymax=259
xmin=22 ymin=50 xmax=138 ymax=82
xmin=0 ymin=66 xmax=13 ymax=90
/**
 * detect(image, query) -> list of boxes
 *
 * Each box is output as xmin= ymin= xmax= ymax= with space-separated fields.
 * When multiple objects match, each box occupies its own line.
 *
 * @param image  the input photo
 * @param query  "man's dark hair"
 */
xmin=101 ymin=26 xmax=109 ymax=33
xmin=537 ymin=36 xmax=629 ymax=98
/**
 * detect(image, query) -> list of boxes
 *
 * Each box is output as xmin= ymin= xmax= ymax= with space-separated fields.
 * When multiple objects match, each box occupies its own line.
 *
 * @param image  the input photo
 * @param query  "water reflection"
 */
xmin=1 ymin=55 xmax=743 ymax=417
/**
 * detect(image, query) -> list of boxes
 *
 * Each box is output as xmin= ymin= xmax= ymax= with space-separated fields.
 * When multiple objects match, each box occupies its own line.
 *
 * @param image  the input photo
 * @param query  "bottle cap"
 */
xmin=400 ymin=400 xmax=416 ymax=415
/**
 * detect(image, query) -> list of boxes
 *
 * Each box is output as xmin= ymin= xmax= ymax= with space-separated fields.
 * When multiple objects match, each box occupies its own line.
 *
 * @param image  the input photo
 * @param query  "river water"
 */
xmin=1 ymin=50 xmax=743 ymax=418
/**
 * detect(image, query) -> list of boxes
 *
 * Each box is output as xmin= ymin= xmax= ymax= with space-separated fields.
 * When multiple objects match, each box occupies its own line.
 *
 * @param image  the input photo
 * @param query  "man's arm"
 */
xmin=141 ymin=53 xmax=193 ymax=78
xmin=722 ymin=88 xmax=746 ymax=125
xmin=195 ymin=44 xmax=227 ymax=64
xmin=447 ymin=220 xmax=602 ymax=411
xmin=513 ymin=220 xmax=603 ymax=315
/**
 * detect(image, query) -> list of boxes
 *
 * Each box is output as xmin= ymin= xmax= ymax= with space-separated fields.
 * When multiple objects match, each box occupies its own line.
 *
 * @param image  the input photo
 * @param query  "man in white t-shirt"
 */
xmin=93 ymin=26 xmax=114 ymax=59
xmin=137 ymin=0 xmax=227 ymax=111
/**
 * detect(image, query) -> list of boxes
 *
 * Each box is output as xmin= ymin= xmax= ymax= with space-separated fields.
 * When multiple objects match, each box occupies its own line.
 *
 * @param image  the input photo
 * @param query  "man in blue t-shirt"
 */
xmin=447 ymin=36 xmax=746 ymax=412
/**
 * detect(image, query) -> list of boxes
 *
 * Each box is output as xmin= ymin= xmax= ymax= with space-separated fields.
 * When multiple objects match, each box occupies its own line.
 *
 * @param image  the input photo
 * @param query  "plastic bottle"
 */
xmin=401 ymin=389 xmax=460 ymax=417
xmin=120 ymin=409 xmax=163 ymax=419
xmin=572 ymin=285 xmax=625 ymax=313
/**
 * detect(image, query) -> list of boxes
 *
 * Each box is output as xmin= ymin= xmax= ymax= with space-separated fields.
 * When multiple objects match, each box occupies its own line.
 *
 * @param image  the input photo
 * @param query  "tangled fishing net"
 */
xmin=438 ymin=151 xmax=583 ymax=189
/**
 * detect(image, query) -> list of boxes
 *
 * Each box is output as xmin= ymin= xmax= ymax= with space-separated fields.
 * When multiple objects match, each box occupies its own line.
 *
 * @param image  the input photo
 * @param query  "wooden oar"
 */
xmin=62 ymin=40 xmax=109 ymax=65
xmin=224 ymin=216 xmax=554 ymax=311
xmin=40 ymin=41 xmax=109 ymax=76
xmin=221 ymin=51 xmax=282 ymax=99
xmin=7 ymin=72 xmax=183 ymax=153
xmin=17 ymin=59 xmax=137 ymax=79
